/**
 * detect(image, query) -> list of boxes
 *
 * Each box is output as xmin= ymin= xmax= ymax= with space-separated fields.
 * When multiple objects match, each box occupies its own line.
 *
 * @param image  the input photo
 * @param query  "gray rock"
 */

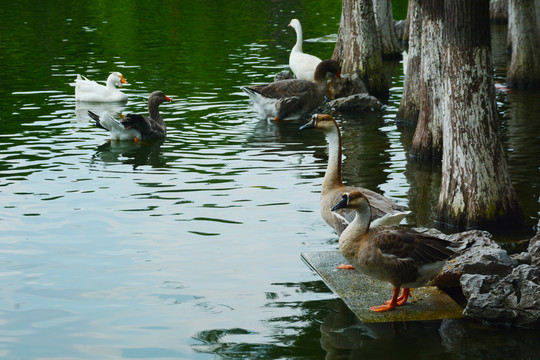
xmin=528 ymin=219 xmax=540 ymax=272
xmin=274 ymin=70 xmax=293 ymax=82
xmin=323 ymin=94 xmax=384 ymax=113
xmin=432 ymin=230 xmax=516 ymax=289
xmin=510 ymin=251 xmax=532 ymax=265
xmin=461 ymin=265 xmax=540 ymax=327
xmin=327 ymin=73 xmax=368 ymax=99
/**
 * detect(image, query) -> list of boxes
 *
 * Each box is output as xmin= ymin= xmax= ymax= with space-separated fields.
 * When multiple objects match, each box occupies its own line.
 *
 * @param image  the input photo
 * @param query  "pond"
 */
xmin=0 ymin=1 xmax=539 ymax=359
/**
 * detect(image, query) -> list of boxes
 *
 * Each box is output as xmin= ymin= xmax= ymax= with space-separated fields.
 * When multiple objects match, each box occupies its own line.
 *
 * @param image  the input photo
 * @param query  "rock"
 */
xmin=461 ymin=265 xmax=540 ymax=327
xmin=274 ymin=70 xmax=293 ymax=82
xmin=431 ymin=230 xmax=516 ymax=289
xmin=322 ymin=94 xmax=384 ymax=114
xmin=327 ymin=73 xmax=368 ymax=99
xmin=510 ymin=251 xmax=532 ymax=265
xmin=528 ymin=219 xmax=540 ymax=272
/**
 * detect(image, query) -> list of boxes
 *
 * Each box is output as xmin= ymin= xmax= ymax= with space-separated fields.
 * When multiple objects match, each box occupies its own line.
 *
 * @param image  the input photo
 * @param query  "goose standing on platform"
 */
xmin=72 ymin=72 xmax=128 ymax=102
xmin=331 ymin=191 xmax=461 ymax=312
xmin=243 ymin=60 xmax=340 ymax=121
xmin=88 ymin=90 xmax=172 ymax=142
xmin=300 ymin=114 xmax=409 ymax=236
xmin=288 ymin=19 xmax=322 ymax=81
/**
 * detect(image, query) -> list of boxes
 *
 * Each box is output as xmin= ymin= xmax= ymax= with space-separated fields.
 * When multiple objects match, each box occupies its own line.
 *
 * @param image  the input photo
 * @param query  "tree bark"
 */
xmin=333 ymin=0 xmax=390 ymax=95
xmin=373 ymin=0 xmax=402 ymax=60
xmin=409 ymin=0 xmax=444 ymax=160
xmin=396 ymin=0 xmax=422 ymax=122
xmin=437 ymin=0 xmax=524 ymax=231
xmin=507 ymin=0 xmax=540 ymax=88
xmin=490 ymin=0 xmax=508 ymax=22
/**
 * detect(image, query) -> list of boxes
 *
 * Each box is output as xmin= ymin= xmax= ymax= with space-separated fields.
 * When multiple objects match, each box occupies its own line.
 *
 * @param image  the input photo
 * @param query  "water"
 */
xmin=1 ymin=1 xmax=539 ymax=359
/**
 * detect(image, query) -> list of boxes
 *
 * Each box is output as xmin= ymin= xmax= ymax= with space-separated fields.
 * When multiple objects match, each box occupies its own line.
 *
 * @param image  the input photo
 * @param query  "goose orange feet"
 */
xmin=370 ymin=287 xmax=400 ymax=312
xmin=336 ymin=264 xmax=355 ymax=269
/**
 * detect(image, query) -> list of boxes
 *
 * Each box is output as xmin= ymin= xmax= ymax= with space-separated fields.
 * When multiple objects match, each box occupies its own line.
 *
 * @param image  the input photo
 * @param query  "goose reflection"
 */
xmin=74 ymin=101 xmax=126 ymax=123
xmin=91 ymin=139 xmax=166 ymax=169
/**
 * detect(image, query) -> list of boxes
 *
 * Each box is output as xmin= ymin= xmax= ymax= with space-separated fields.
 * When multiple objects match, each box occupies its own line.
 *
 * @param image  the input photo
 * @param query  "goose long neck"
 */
xmin=293 ymin=24 xmax=303 ymax=53
xmin=148 ymin=99 xmax=164 ymax=126
xmin=339 ymin=202 xmax=371 ymax=256
xmin=106 ymin=76 xmax=117 ymax=89
xmin=322 ymin=126 xmax=344 ymax=192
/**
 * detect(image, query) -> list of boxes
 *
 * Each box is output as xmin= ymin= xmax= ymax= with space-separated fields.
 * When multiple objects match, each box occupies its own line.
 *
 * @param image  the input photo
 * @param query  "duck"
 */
xmin=288 ymin=19 xmax=322 ymax=81
xmin=87 ymin=90 xmax=172 ymax=142
xmin=331 ymin=191 xmax=461 ymax=312
xmin=300 ymin=114 xmax=409 ymax=236
xmin=72 ymin=72 xmax=128 ymax=102
xmin=242 ymin=59 xmax=340 ymax=121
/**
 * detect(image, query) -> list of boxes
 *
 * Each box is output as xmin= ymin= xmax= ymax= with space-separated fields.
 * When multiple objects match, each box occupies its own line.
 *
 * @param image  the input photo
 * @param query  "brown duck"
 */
xmin=88 ymin=90 xmax=171 ymax=142
xmin=331 ymin=191 xmax=461 ymax=312
xmin=300 ymin=114 xmax=409 ymax=237
xmin=242 ymin=60 xmax=341 ymax=121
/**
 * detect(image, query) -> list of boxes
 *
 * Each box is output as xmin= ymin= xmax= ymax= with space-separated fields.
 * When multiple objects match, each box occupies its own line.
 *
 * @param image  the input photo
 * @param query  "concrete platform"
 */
xmin=302 ymin=250 xmax=464 ymax=323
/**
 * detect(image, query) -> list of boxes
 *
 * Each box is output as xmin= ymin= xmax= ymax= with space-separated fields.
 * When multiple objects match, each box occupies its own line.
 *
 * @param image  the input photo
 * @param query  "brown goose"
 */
xmin=88 ymin=91 xmax=171 ymax=142
xmin=331 ymin=191 xmax=461 ymax=312
xmin=242 ymin=59 xmax=340 ymax=121
xmin=300 ymin=114 xmax=409 ymax=236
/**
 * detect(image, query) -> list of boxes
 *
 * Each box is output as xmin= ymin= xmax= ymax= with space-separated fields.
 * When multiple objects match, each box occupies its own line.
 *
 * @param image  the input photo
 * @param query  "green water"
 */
xmin=0 ymin=1 xmax=539 ymax=359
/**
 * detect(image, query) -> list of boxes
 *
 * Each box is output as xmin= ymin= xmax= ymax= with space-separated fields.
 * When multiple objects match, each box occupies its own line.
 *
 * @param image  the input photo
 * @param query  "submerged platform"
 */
xmin=301 ymin=251 xmax=464 ymax=323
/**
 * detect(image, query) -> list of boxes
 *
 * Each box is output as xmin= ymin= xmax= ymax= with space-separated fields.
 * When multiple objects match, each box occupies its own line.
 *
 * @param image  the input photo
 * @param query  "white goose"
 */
xmin=72 ymin=72 xmax=128 ymax=102
xmin=288 ymin=19 xmax=322 ymax=81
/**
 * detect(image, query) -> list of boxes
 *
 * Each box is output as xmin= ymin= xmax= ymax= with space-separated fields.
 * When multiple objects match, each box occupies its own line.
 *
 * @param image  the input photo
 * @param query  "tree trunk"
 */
xmin=333 ymin=0 xmax=390 ymax=95
xmin=410 ymin=0 xmax=444 ymax=160
xmin=437 ymin=0 xmax=524 ymax=231
xmin=373 ymin=0 xmax=402 ymax=60
xmin=507 ymin=0 xmax=540 ymax=88
xmin=490 ymin=0 xmax=508 ymax=22
xmin=402 ymin=0 xmax=413 ymax=43
xmin=397 ymin=0 xmax=422 ymax=122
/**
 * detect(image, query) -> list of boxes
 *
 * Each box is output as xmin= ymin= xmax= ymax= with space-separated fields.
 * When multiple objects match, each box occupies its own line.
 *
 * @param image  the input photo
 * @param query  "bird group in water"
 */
xmin=72 ymin=19 xmax=461 ymax=312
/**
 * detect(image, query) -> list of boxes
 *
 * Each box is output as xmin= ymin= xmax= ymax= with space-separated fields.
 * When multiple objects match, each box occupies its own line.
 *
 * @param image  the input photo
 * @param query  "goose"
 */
xmin=331 ymin=191 xmax=461 ymax=312
xmin=288 ymin=19 xmax=322 ymax=81
xmin=88 ymin=90 xmax=171 ymax=142
xmin=243 ymin=59 xmax=340 ymax=121
xmin=72 ymin=72 xmax=128 ymax=102
xmin=300 ymin=114 xmax=409 ymax=237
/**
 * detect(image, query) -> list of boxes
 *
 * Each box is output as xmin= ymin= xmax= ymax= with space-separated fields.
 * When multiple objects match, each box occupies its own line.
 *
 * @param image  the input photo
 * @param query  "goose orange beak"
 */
xmin=165 ymin=95 xmax=172 ymax=101
xmin=120 ymin=75 xmax=128 ymax=87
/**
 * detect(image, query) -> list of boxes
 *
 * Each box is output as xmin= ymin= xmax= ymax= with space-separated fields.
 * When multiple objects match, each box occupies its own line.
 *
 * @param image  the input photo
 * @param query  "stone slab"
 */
xmin=301 ymin=250 xmax=464 ymax=323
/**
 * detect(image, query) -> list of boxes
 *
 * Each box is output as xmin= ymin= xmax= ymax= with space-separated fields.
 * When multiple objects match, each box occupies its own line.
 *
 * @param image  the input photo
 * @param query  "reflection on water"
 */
xmin=0 ymin=1 xmax=539 ymax=359
xmin=321 ymin=300 xmax=540 ymax=360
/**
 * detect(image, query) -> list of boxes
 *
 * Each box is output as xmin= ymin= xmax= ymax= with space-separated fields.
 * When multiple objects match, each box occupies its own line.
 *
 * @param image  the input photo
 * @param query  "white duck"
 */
xmin=87 ymin=91 xmax=171 ymax=142
xmin=72 ymin=72 xmax=128 ymax=102
xmin=288 ymin=19 xmax=322 ymax=81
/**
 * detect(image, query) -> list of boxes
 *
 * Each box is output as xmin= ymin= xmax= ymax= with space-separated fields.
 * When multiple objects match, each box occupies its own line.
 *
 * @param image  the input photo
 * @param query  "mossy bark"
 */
xmin=332 ymin=0 xmax=389 ymax=96
xmin=507 ymin=0 xmax=540 ymax=88
xmin=437 ymin=0 xmax=524 ymax=231
xmin=409 ymin=0 xmax=444 ymax=161
xmin=397 ymin=0 xmax=421 ymax=122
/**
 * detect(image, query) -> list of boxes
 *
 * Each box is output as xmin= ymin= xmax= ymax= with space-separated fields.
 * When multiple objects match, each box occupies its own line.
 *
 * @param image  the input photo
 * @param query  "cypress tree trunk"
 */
xmin=507 ymin=0 xmax=540 ymax=88
xmin=373 ymin=0 xmax=402 ymax=60
xmin=409 ymin=0 xmax=444 ymax=160
xmin=437 ymin=0 xmax=524 ymax=230
xmin=490 ymin=0 xmax=508 ymax=22
xmin=333 ymin=0 xmax=389 ymax=95
xmin=397 ymin=0 xmax=421 ymax=122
